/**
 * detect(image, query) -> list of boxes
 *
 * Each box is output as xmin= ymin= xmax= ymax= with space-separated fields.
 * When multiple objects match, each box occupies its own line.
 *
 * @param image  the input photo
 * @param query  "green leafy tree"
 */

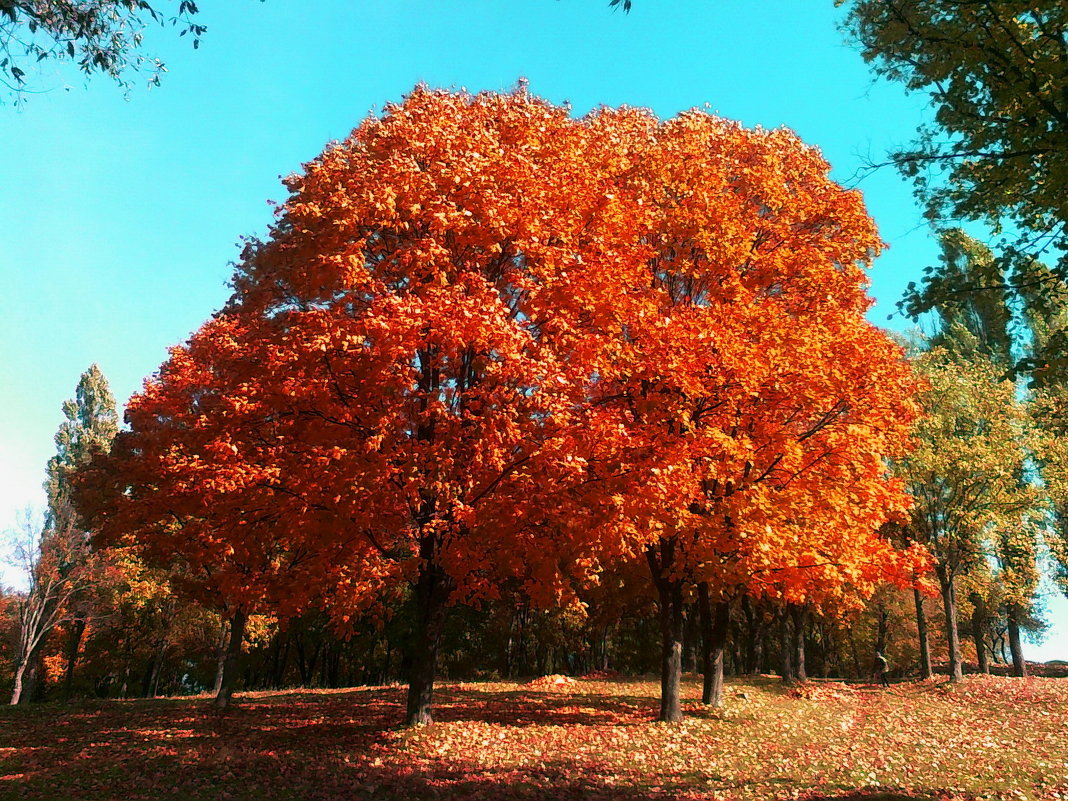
xmin=991 ymin=513 xmax=1042 ymax=676
xmin=899 ymin=330 xmax=1037 ymax=682
xmin=9 ymin=364 xmax=118 ymax=703
xmin=842 ymin=1 xmax=1066 ymax=256
xmin=843 ymin=1 xmax=1068 ymax=383
xmin=0 ymin=1 xmax=217 ymax=102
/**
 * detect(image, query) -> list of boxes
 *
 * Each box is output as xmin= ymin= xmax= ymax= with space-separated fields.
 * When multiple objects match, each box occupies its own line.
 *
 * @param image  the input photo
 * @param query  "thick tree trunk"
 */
xmin=1006 ymin=604 xmax=1028 ymax=678
xmin=214 ymin=609 xmax=247 ymax=709
xmin=405 ymin=557 xmax=451 ymax=726
xmin=940 ymin=573 xmax=963 ymax=683
xmin=658 ymin=583 xmax=685 ymax=722
xmin=698 ymin=584 xmax=729 ymax=707
xmin=914 ymin=588 xmax=933 ymax=680
xmin=13 ymin=654 xmax=43 ymax=705
xmin=10 ymin=660 xmax=29 ymax=705
xmin=970 ymin=595 xmax=990 ymax=674
xmin=647 ymin=539 xmax=685 ymax=723
xmin=10 ymin=629 xmax=46 ymax=706
xmin=790 ymin=605 xmax=807 ymax=683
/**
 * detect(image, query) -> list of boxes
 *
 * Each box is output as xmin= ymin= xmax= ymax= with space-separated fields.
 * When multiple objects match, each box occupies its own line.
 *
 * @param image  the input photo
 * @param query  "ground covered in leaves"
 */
xmin=2 ymin=675 xmax=1066 ymax=800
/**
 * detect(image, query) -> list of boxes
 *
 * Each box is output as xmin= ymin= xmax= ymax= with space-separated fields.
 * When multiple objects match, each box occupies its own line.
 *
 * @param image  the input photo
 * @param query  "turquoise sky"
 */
xmin=2 ymin=0 xmax=1064 ymax=659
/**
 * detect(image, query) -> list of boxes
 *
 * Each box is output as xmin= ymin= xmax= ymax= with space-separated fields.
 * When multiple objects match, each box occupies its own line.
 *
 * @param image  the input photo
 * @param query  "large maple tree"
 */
xmin=85 ymin=86 xmax=922 ymax=724
xmin=569 ymin=110 xmax=923 ymax=720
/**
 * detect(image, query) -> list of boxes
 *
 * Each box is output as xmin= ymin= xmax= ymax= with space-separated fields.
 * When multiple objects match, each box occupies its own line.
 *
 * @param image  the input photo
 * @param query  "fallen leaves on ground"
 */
xmin=2 ymin=676 xmax=1066 ymax=800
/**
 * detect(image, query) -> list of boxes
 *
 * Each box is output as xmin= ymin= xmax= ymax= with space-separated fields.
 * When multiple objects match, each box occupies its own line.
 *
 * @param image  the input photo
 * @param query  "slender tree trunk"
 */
xmin=145 ymin=630 xmax=169 ymax=698
xmin=940 ymin=573 xmax=963 ymax=683
xmin=874 ymin=604 xmax=889 ymax=656
xmin=505 ymin=607 xmax=517 ymax=678
xmin=811 ymin=620 xmax=827 ymax=678
xmin=684 ymin=610 xmax=700 ymax=675
xmin=848 ymin=625 xmax=862 ymax=679
xmin=790 ymin=605 xmax=807 ymax=683
xmin=142 ymin=652 xmax=158 ymax=697
xmin=914 ymin=588 xmax=933 ymax=680
xmin=698 ymin=584 xmax=729 ymax=708
xmin=1006 ymin=604 xmax=1028 ymax=678
xmin=779 ymin=610 xmax=795 ymax=685
xmin=276 ymin=631 xmax=291 ymax=689
xmin=647 ymin=539 xmax=685 ymax=723
xmin=970 ymin=596 xmax=990 ymax=674
xmin=62 ymin=618 xmax=88 ymax=699
xmin=149 ymin=647 xmax=165 ymax=697
xmin=214 ymin=609 xmax=247 ymax=709
xmin=741 ymin=596 xmax=758 ymax=674
xmin=405 ymin=553 xmax=451 ymax=726
xmin=213 ymin=619 xmax=228 ymax=696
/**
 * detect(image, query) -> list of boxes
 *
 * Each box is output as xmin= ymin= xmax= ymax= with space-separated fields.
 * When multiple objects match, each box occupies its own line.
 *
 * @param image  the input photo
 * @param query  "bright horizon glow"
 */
xmin=1 ymin=0 xmax=1064 ymax=663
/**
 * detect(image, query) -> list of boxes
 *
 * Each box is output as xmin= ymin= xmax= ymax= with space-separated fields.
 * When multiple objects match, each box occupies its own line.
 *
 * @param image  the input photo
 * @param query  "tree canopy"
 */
xmin=841 ymin=1 xmax=1068 ymax=357
xmin=81 ymin=86 xmax=923 ymax=722
xmin=843 ymin=2 xmax=1066 ymax=237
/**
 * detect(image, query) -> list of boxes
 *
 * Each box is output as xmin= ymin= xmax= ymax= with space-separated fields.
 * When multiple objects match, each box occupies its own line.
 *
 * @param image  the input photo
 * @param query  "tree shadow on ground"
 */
xmin=0 ymin=685 xmax=997 ymax=801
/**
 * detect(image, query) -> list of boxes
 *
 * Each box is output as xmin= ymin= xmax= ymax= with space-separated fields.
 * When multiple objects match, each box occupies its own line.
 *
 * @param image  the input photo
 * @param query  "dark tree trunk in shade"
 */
xmin=212 ymin=619 xmax=228 ymax=696
xmin=405 ymin=545 xmax=452 ymax=726
xmin=970 ymin=594 xmax=990 ymax=674
xmin=874 ymin=603 xmax=890 ymax=656
xmin=790 ymin=605 xmax=807 ymax=683
xmin=1006 ymin=604 xmax=1028 ymax=678
xmin=741 ymin=596 xmax=759 ymax=674
xmin=214 ymin=609 xmax=247 ymax=709
xmin=62 ymin=618 xmax=87 ymax=699
xmin=939 ymin=572 xmax=963 ymax=683
xmin=698 ymin=584 xmax=729 ymax=707
xmin=779 ymin=610 xmax=795 ymax=685
xmin=646 ymin=538 xmax=685 ymax=723
xmin=914 ymin=588 xmax=933 ymax=679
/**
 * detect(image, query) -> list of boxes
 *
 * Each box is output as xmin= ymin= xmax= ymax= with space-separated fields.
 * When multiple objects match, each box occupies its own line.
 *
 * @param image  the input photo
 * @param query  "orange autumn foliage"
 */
xmin=82 ymin=86 xmax=922 ymax=722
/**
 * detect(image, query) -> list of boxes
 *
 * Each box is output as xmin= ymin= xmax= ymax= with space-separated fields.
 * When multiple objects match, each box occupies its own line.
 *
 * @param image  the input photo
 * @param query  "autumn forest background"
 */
xmin=2 ymin=2 xmax=1068 ymax=800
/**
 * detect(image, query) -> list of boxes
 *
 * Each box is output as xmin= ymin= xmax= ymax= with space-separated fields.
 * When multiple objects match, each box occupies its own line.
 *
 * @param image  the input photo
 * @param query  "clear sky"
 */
xmin=2 ymin=0 xmax=1065 ymax=659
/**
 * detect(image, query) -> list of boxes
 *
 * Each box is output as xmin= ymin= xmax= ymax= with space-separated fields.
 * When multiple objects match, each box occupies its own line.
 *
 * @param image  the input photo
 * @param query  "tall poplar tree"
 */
xmin=10 ymin=364 xmax=118 ymax=704
xmin=1022 ymin=267 xmax=1068 ymax=619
